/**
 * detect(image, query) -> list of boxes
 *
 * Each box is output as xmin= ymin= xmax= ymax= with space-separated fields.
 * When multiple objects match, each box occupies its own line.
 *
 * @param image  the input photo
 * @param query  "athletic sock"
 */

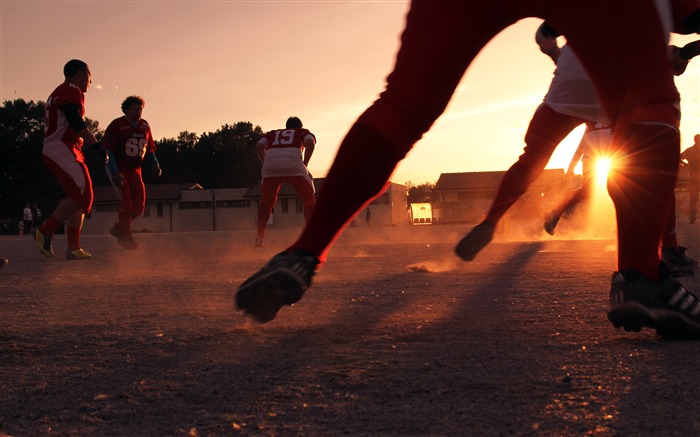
xmin=608 ymin=124 xmax=680 ymax=281
xmin=67 ymin=227 xmax=81 ymax=251
xmin=40 ymin=215 xmax=61 ymax=235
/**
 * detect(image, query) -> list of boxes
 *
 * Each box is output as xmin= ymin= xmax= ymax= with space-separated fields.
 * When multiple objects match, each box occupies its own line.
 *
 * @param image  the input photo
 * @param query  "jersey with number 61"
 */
xmin=103 ymin=116 xmax=156 ymax=170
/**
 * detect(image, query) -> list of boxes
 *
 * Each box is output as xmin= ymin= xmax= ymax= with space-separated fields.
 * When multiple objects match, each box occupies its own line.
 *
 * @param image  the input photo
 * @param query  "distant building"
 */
xmin=85 ymin=179 xmax=408 ymax=234
xmin=432 ymin=169 xmax=575 ymax=224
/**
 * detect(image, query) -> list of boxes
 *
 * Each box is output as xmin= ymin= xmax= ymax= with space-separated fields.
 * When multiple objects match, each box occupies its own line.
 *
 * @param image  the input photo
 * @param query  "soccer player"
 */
xmin=254 ymin=117 xmax=316 ymax=248
xmin=457 ymin=23 xmax=609 ymax=260
xmin=236 ymin=1 xmax=700 ymax=339
xmin=36 ymin=59 xmax=101 ymax=260
xmin=103 ymin=96 xmax=161 ymax=249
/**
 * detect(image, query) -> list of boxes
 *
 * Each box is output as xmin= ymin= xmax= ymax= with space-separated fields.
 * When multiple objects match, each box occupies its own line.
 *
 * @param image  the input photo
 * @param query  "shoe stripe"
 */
xmin=669 ymin=287 xmax=688 ymax=306
xmin=691 ymin=302 xmax=700 ymax=317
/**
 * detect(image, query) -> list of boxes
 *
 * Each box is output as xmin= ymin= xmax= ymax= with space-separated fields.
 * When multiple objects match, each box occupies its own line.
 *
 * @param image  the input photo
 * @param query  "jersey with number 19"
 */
xmin=43 ymin=82 xmax=85 ymax=152
xmin=102 ymin=116 xmax=157 ymax=170
xmin=260 ymin=128 xmax=315 ymax=179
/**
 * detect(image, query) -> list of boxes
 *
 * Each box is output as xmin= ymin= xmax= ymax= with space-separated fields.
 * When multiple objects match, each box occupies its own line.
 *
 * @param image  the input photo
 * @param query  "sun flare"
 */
xmin=595 ymin=158 xmax=611 ymax=186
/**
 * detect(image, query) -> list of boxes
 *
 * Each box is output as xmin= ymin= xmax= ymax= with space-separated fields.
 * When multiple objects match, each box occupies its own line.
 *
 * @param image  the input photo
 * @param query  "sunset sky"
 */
xmin=2 ymin=1 xmax=698 ymax=185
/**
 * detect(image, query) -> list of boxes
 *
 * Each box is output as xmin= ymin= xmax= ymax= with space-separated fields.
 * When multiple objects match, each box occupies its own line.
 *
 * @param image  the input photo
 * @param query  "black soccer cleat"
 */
xmin=236 ymin=250 xmax=319 ymax=323
xmin=455 ymin=221 xmax=495 ymax=261
xmin=607 ymin=264 xmax=700 ymax=339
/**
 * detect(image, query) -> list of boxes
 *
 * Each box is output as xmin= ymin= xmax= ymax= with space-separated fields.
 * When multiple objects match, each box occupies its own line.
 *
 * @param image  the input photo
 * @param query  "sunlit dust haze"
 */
xmin=1 ymin=1 xmax=698 ymax=184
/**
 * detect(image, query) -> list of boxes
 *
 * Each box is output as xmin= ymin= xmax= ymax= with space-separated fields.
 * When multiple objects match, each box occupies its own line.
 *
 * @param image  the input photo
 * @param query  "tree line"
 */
xmin=0 ymin=98 xmax=435 ymax=233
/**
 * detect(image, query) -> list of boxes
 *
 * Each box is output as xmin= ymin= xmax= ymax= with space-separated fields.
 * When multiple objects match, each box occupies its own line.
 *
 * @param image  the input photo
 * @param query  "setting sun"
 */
xmin=595 ymin=158 xmax=611 ymax=186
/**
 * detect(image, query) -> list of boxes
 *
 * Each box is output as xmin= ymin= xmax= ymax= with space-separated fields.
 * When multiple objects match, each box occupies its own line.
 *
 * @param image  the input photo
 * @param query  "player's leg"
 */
xmin=286 ymin=175 xmax=316 ymax=223
xmin=64 ymin=165 xmax=93 ymax=260
xmin=545 ymin=125 xmax=609 ymax=235
xmin=117 ymin=170 xmax=142 ymax=249
xmin=457 ymin=105 xmax=584 ymax=259
xmin=289 ymin=1 xmax=520 ymax=261
xmin=487 ymin=105 xmax=584 ymax=225
xmin=661 ymin=192 xmax=698 ymax=275
xmin=237 ymin=2 xmax=525 ymax=322
xmin=552 ymin=3 xmax=699 ymax=337
xmin=256 ymin=177 xmax=282 ymax=245
xmin=38 ymin=147 xmax=92 ymax=258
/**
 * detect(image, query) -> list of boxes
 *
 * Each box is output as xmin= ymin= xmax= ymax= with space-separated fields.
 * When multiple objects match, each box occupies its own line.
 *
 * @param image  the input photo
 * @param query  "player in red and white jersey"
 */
xmin=37 ymin=59 xmax=101 ymax=260
xmin=237 ymin=1 xmax=700 ymax=339
xmin=254 ymin=117 xmax=316 ymax=247
xmin=102 ymin=96 xmax=161 ymax=249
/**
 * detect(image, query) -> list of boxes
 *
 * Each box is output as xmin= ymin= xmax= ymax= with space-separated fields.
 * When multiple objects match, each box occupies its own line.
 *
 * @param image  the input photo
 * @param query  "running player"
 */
xmin=103 ymin=96 xmax=161 ymax=249
xmin=457 ymin=23 xmax=609 ymax=261
xmin=36 ymin=59 xmax=101 ymax=260
xmin=236 ymin=1 xmax=700 ymax=339
xmin=254 ymin=117 xmax=316 ymax=248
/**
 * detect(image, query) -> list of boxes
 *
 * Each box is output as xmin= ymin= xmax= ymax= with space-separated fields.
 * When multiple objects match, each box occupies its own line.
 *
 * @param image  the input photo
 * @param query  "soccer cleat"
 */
xmin=111 ymin=224 xmax=138 ymax=249
xmin=120 ymin=238 xmax=139 ymax=250
xmin=662 ymin=246 xmax=698 ymax=276
xmin=35 ymin=228 xmax=55 ymax=258
xmin=66 ymin=248 xmax=92 ymax=260
xmin=254 ymin=236 xmax=265 ymax=248
xmin=544 ymin=211 xmax=560 ymax=236
xmin=0 ymin=257 xmax=8 ymax=267
xmin=109 ymin=224 xmax=121 ymax=241
xmin=607 ymin=265 xmax=700 ymax=339
xmin=455 ymin=221 xmax=495 ymax=261
xmin=235 ymin=250 xmax=319 ymax=323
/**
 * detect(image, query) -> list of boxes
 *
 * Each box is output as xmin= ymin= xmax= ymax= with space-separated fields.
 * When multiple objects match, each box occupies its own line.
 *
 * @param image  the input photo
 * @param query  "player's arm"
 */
xmin=144 ymin=127 xmax=162 ymax=177
xmin=63 ymin=103 xmax=99 ymax=147
xmin=535 ymin=22 xmax=561 ymax=64
xmin=302 ymin=134 xmax=315 ymax=167
xmin=256 ymin=138 xmax=268 ymax=163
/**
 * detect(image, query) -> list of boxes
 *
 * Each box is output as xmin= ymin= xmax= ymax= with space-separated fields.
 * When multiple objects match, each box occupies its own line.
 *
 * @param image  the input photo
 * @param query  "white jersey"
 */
xmin=543 ymin=45 xmax=609 ymax=124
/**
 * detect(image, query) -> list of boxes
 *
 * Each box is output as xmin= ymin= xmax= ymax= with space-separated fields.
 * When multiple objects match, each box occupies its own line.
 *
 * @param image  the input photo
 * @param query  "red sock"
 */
xmin=40 ymin=215 xmax=61 ymax=235
xmin=118 ymin=212 xmax=132 ymax=239
xmin=67 ymin=227 xmax=81 ymax=251
xmin=608 ymin=124 xmax=679 ymax=281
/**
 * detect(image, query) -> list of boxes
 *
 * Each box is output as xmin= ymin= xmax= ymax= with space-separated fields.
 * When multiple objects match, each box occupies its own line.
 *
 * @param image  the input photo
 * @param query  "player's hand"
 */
xmin=671 ymin=46 xmax=689 ymax=76
xmin=153 ymin=164 xmax=162 ymax=178
xmin=110 ymin=170 xmax=124 ymax=187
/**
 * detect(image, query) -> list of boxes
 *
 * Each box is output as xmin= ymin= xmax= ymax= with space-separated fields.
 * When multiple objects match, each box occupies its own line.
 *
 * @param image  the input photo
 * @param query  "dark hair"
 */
xmin=286 ymin=117 xmax=303 ymax=129
xmin=121 ymin=96 xmax=145 ymax=114
xmin=63 ymin=59 xmax=88 ymax=78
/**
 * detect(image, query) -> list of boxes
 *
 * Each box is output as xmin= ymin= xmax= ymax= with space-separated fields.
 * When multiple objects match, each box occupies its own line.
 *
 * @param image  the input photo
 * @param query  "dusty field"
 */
xmin=1 ymin=219 xmax=699 ymax=436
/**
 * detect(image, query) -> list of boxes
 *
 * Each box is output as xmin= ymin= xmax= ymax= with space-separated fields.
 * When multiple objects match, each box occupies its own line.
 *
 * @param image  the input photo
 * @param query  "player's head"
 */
xmin=63 ymin=59 xmax=91 ymax=92
xmin=121 ymin=95 xmax=145 ymax=114
xmin=286 ymin=117 xmax=303 ymax=129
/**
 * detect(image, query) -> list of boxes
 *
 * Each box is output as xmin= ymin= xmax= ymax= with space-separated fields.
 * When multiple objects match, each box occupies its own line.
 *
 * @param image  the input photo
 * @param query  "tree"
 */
xmin=406 ymin=181 xmax=436 ymax=203
xmin=198 ymin=122 xmax=263 ymax=188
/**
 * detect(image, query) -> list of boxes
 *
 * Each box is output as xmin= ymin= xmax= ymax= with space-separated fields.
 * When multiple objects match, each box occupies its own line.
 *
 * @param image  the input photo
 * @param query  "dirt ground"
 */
xmin=1 ymin=217 xmax=699 ymax=436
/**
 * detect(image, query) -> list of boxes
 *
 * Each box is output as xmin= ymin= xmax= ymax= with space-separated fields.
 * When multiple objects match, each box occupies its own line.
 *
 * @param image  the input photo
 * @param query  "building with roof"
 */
xmin=432 ymin=169 xmax=575 ymax=224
